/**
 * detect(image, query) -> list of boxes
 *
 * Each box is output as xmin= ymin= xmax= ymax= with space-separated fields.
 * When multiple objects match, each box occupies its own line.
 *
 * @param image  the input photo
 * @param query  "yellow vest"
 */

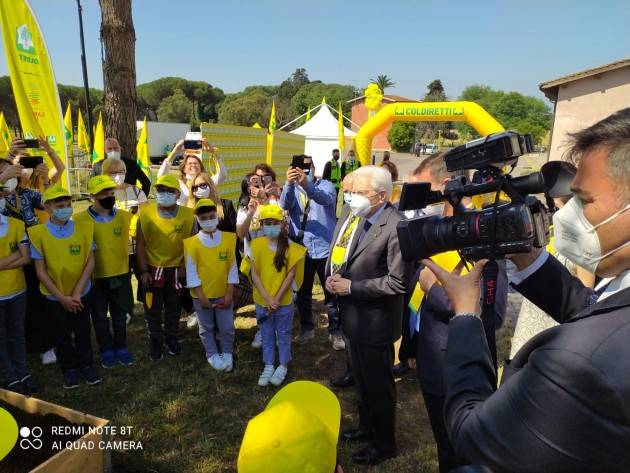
xmin=251 ymin=238 xmax=306 ymax=306
xmin=74 ymin=209 xmax=131 ymax=279
xmin=183 ymin=232 xmax=236 ymax=299
xmin=28 ymin=221 xmax=94 ymax=297
xmin=0 ymin=217 xmax=27 ymax=297
xmin=139 ymin=203 xmax=194 ymax=268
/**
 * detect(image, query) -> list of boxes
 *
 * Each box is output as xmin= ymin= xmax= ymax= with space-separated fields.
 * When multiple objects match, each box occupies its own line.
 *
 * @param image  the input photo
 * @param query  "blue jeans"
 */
xmin=193 ymin=298 xmax=235 ymax=358
xmin=0 ymin=293 xmax=28 ymax=385
xmin=255 ymin=304 xmax=293 ymax=366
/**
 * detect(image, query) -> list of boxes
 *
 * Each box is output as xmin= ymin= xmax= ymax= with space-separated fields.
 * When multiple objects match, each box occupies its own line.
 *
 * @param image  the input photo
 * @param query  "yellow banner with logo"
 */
xmin=0 ymin=0 xmax=69 ymax=187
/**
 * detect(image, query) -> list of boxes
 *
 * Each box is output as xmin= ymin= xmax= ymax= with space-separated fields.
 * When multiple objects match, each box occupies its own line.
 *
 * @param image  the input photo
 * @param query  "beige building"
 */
xmin=540 ymin=58 xmax=630 ymax=161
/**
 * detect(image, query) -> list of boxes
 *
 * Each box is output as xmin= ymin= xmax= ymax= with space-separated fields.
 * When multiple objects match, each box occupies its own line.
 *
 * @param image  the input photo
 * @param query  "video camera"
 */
xmin=397 ymin=131 xmax=551 ymax=261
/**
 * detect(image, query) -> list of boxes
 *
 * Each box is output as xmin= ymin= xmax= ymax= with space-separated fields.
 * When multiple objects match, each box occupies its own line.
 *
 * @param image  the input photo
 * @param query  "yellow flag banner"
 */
xmin=63 ymin=102 xmax=72 ymax=153
xmin=92 ymin=112 xmax=104 ymax=163
xmin=77 ymin=107 xmax=89 ymax=154
xmin=0 ymin=0 xmax=69 ymax=187
xmin=338 ymin=101 xmax=345 ymax=151
xmin=136 ymin=117 xmax=150 ymax=177
xmin=0 ymin=111 xmax=13 ymax=155
xmin=266 ymin=100 xmax=277 ymax=165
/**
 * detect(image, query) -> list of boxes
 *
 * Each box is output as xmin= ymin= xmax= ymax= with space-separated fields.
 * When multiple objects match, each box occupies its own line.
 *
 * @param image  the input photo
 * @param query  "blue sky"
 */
xmin=1 ymin=0 xmax=629 ymax=104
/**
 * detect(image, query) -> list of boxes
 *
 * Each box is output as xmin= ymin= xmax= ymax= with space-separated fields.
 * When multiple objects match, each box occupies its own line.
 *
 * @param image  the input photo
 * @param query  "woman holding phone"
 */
xmin=158 ymin=138 xmax=227 ymax=207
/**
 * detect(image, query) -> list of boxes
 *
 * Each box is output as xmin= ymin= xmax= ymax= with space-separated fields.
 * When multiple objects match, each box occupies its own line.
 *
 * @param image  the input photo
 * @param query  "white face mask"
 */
xmin=553 ymin=196 xmax=630 ymax=274
xmin=107 ymin=150 xmax=121 ymax=160
xmin=193 ymin=186 xmax=210 ymax=199
xmin=3 ymin=178 xmax=17 ymax=193
xmin=198 ymin=217 xmax=218 ymax=233
xmin=349 ymin=193 xmax=374 ymax=218
xmin=112 ymin=173 xmax=125 ymax=186
xmin=422 ymin=203 xmax=445 ymax=217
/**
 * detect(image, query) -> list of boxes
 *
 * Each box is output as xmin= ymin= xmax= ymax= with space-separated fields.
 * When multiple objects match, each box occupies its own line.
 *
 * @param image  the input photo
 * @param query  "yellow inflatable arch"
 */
xmin=354 ymin=101 xmax=505 ymax=165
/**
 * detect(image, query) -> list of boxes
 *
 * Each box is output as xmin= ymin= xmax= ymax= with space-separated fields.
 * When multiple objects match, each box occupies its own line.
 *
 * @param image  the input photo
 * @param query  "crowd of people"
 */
xmin=2 ymin=107 xmax=630 ymax=472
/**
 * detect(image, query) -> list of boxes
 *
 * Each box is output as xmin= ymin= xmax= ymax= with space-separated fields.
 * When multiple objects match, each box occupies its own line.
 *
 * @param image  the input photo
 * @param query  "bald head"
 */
xmin=341 ymin=172 xmax=355 ymax=193
xmin=105 ymin=138 xmax=120 ymax=153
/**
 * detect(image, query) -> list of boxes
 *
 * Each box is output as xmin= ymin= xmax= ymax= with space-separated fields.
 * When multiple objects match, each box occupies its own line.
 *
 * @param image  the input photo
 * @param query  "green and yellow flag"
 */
xmin=0 ymin=112 xmax=13 ymax=155
xmin=77 ymin=107 xmax=90 ymax=154
xmin=63 ymin=103 xmax=72 ymax=150
xmin=305 ymin=106 xmax=311 ymax=122
xmin=0 ymin=0 xmax=69 ymax=186
xmin=91 ymin=112 xmax=104 ymax=163
xmin=338 ymin=102 xmax=345 ymax=151
xmin=136 ymin=117 xmax=150 ymax=177
xmin=266 ymin=100 xmax=277 ymax=165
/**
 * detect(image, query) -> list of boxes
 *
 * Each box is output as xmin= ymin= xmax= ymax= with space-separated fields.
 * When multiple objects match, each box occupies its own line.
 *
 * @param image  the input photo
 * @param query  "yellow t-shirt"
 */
xmin=0 ymin=217 xmax=27 ymax=297
xmin=251 ymin=238 xmax=306 ymax=306
xmin=139 ymin=203 xmax=194 ymax=268
xmin=183 ymin=232 xmax=236 ymax=299
xmin=74 ymin=209 xmax=131 ymax=279
xmin=28 ymin=221 xmax=94 ymax=297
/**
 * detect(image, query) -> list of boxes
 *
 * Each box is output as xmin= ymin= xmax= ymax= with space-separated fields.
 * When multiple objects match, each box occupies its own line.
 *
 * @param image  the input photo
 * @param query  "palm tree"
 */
xmin=371 ymin=75 xmax=396 ymax=94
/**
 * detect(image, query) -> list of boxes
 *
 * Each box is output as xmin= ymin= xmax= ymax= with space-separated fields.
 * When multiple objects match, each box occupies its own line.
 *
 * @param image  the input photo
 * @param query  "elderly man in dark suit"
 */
xmin=326 ymin=165 xmax=410 ymax=466
xmin=423 ymin=108 xmax=630 ymax=472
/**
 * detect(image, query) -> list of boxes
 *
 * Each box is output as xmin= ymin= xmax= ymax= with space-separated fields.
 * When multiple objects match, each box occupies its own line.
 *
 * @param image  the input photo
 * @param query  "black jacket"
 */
xmin=444 ymin=255 xmax=630 ymax=472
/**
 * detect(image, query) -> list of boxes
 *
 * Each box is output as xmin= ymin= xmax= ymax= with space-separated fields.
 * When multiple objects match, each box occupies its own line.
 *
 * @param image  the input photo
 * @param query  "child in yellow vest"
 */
xmin=250 ymin=204 xmax=306 ymax=387
xmin=183 ymin=199 xmax=238 ymax=372
xmin=0 ymin=183 xmax=41 ymax=395
xmin=29 ymin=186 xmax=100 ymax=389
xmin=75 ymin=176 xmax=134 ymax=369
xmin=136 ymin=174 xmax=195 ymax=361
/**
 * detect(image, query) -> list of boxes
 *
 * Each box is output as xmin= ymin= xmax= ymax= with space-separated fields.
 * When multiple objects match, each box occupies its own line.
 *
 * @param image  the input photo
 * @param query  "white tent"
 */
xmin=290 ymin=105 xmax=356 ymax=176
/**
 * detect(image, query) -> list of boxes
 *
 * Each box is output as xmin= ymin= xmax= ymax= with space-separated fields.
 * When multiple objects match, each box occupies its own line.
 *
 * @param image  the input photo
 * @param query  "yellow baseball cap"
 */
xmin=155 ymin=174 xmax=180 ymax=191
xmin=87 ymin=175 xmax=116 ymax=195
xmin=194 ymin=198 xmax=217 ymax=213
xmin=259 ymin=204 xmax=284 ymax=221
xmin=237 ymin=381 xmax=340 ymax=473
xmin=42 ymin=185 xmax=71 ymax=203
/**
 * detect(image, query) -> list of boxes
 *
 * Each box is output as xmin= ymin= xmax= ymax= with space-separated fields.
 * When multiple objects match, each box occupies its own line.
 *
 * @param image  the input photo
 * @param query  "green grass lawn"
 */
xmin=25 ymin=291 xmax=447 ymax=473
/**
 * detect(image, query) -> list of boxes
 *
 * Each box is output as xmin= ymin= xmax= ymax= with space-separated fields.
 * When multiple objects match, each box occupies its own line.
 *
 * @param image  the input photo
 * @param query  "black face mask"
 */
xmin=98 ymin=196 xmax=116 ymax=210
xmin=333 ymin=154 xmax=339 ymax=160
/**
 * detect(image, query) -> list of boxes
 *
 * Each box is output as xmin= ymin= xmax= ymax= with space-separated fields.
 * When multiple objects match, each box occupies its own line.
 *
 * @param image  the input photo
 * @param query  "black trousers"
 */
xmin=24 ymin=263 xmax=55 ymax=353
xmin=144 ymin=267 xmax=182 ymax=344
xmin=350 ymin=340 xmax=396 ymax=451
xmin=91 ymin=275 xmax=132 ymax=353
xmin=296 ymin=257 xmax=340 ymax=333
xmin=420 ymin=390 xmax=459 ymax=473
xmin=47 ymin=295 xmax=93 ymax=373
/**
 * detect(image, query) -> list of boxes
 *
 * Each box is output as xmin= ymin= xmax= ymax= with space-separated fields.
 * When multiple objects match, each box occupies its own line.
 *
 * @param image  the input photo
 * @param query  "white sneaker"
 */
xmin=251 ymin=330 xmax=262 ymax=349
xmin=222 ymin=353 xmax=233 ymax=372
xmin=41 ymin=349 xmax=57 ymax=365
xmin=207 ymin=354 xmax=226 ymax=371
xmin=187 ymin=312 xmax=199 ymax=329
xmin=331 ymin=333 xmax=346 ymax=351
xmin=126 ymin=313 xmax=132 ymax=325
xmin=270 ymin=365 xmax=288 ymax=386
xmin=258 ymin=365 xmax=275 ymax=386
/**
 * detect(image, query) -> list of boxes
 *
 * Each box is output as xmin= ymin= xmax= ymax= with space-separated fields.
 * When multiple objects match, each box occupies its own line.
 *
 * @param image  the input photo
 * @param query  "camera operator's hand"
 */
xmin=508 ymin=247 xmax=544 ymax=271
xmin=421 ymin=258 xmax=488 ymax=315
xmin=247 ymin=198 xmax=258 ymax=217
xmin=0 ymin=164 xmax=24 ymax=183
xmin=295 ymin=168 xmax=308 ymax=188
xmin=264 ymin=181 xmax=280 ymax=200
xmin=38 ymin=136 xmax=52 ymax=153
xmin=201 ymin=138 xmax=216 ymax=154
xmin=419 ymin=267 xmax=438 ymax=293
xmin=286 ymin=167 xmax=300 ymax=185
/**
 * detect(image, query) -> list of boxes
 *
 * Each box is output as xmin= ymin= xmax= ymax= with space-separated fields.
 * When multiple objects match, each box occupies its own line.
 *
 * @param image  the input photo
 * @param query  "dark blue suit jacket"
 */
xmin=444 ymin=255 xmax=630 ymax=472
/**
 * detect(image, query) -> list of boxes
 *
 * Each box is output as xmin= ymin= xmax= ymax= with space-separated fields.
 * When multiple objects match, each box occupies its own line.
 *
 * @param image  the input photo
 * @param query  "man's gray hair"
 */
xmin=567 ymin=107 xmax=630 ymax=197
xmin=353 ymin=165 xmax=393 ymax=199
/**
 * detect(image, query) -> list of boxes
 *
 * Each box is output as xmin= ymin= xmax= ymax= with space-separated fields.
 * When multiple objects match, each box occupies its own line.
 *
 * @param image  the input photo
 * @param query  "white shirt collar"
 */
xmin=197 ymin=229 xmax=221 ymax=245
xmin=597 ymin=269 xmax=630 ymax=301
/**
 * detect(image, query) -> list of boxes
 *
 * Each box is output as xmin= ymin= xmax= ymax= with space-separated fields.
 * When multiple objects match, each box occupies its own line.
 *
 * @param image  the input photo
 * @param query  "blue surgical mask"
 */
xmin=198 ymin=218 xmax=218 ymax=232
xmin=263 ymin=224 xmax=281 ymax=238
xmin=156 ymin=192 xmax=177 ymax=207
xmin=52 ymin=207 xmax=73 ymax=222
